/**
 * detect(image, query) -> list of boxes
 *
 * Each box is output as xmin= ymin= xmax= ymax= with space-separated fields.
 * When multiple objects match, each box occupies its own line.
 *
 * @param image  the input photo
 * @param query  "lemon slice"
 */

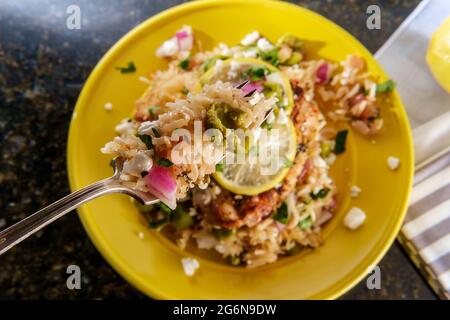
xmin=213 ymin=118 xmax=297 ymax=196
xmin=427 ymin=17 xmax=450 ymax=93
xmin=201 ymin=58 xmax=294 ymax=113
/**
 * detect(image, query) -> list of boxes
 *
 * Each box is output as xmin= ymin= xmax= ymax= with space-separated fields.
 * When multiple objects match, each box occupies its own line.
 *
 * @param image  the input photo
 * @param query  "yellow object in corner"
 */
xmin=427 ymin=16 xmax=450 ymax=93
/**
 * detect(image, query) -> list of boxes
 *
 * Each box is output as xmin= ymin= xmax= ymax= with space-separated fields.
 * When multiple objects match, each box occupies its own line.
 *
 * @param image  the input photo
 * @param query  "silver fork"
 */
xmin=0 ymin=157 xmax=159 ymax=256
xmin=0 ymin=82 xmax=262 ymax=255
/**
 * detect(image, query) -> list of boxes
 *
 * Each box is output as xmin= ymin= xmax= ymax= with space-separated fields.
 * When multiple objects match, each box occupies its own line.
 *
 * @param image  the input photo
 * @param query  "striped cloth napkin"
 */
xmin=376 ymin=0 xmax=450 ymax=299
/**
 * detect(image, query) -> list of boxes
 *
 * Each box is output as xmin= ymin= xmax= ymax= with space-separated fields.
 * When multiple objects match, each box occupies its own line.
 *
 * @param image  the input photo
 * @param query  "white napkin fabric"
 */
xmin=375 ymin=0 xmax=450 ymax=299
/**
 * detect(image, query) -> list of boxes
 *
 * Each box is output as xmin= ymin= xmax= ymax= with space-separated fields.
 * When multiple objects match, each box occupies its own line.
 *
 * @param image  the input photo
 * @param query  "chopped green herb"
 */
xmin=376 ymin=79 xmax=396 ymax=93
xmin=320 ymin=142 xmax=332 ymax=158
xmin=259 ymin=49 xmax=280 ymax=66
xmin=133 ymin=200 xmax=155 ymax=213
xmin=283 ymin=159 xmax=293 ymax=168
xmin=158 ymin=202 xmax=172 ymax=215
xmin=310 ymin=188 xmax=330 ymax=200
xmin=116 ymin=62 xmax=136 ymax=74
xmin=286 ymin=244 xmax=302 ymax=256
xmin=334 ymin=130 xmax=348 ymax=154
xmin=212 ymin=228 xmax=235 ymax=239
xmin=263 ymin=82 xmax=284 ymax=103
xmin=181 ymin=86 xmax=189 ymax=95
xmin=261 ymin=120 xmax=273 ymax=130
xmin=137 ymin=134 xmax=153 ymax=150
xmin=171 ymin=205 xmax=194 ymax=230
xmin=244 ymin=66 xmax=268 ymax=81
xmin=178 ymin=58 xmax=190 ymax=70
xmin=148 ymin=105 xmax=159 ymax=119
xmin=273 ymin=202 xmax=289 ymax=224
xmin=215 ymin=163 xmax=224 ymax=172
xmin=202 ymin=58 xmax=215 ymax=71
xmin=228 ymin=255 xmax=241 ymax=266
xmin=156 ymin=157 xmax=173 ymax=167
xmin=152 ymin=127 xmax=161 ymax=138
xmin=149 ymin=219 xmax=168 ymax=230
xmin=298 ymin=216 xmax=313 ymax=230
xmin=202 ymin=56 xmax=225 ymax=72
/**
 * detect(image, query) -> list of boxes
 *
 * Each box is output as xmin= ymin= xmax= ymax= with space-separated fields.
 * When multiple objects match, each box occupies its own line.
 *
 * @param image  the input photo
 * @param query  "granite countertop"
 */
xmin=0 ymin=0 xmax=437 ymax=299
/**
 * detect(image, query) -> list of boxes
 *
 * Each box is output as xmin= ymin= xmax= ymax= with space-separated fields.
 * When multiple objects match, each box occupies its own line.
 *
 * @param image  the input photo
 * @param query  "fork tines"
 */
xmin=243 ymin=88 xmax=257 ymax=98
xmin=235 ymin=80 xmax=249 ymax=89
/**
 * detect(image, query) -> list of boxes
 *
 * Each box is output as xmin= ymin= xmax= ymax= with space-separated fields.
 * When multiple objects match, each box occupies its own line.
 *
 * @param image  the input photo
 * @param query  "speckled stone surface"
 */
xmin=0 ymin=0 xmax=437 ymax=299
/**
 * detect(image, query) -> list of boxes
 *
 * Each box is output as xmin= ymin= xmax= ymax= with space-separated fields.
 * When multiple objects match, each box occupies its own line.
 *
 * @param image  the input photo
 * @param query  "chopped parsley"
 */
xmin=137 ymin=134 xmax=153 ymax=149
xmin=215 ymin=163 xmax=224 ymax=172
xmin=212 ymin=228 xmax=235 ymax=239
xmin=178 ymin=58 xmax=190 ymax=70
xmin=310 ymin=188 xmax=330 ymax=200
xmin=228 ymin=255 xmax=241 ymax=266
xmin=376 ymin=79 xmax=396 ymax=93
xmin=202 ymin=56 xmax=224 ymax=72
xmin=156 ymin=157 xmax=173 ymax=167
xmin=286 ymin=244 xmax=301 ymax=256
xmin=158 ymin=202 xmax=173 ymax=215
xmin=334 ymin=130 xmax=348 ymax=154
xmin=148 ymin=105 xmax=159 ymax=119
xmin=273 ymin=202 xmax=289 ymax=224
xmin=259 ymin=49 xmax=280 ymax=66
xmin=149 ymin=219 xmax=168 ymax=230
xmin=298 ymin=216 xmax=313 ymax=230
xmin=244 ymin=66 xmax=269 ymax=81
xmin=261 ymin=120 xmax=273 ymax=130
xmin=115 ymin=62 xmax=136 ymax=74
xmin=202 ymin=58 xmax=216 ymax=71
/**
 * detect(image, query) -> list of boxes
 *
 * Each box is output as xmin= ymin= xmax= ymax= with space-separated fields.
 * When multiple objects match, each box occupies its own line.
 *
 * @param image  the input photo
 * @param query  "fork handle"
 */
xmin=0 ymin=177 xmax=118 ymax=256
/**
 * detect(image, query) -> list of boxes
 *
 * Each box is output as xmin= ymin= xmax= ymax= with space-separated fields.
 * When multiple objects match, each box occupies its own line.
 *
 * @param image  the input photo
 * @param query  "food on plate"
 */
xmin=101 ymin=26 xmax=395 ymax=267
xmin=427 ymin=16 xmax=450 ymax=93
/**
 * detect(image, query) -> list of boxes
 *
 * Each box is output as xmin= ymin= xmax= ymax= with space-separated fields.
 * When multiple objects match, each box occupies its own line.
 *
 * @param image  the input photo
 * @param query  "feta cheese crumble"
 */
xmin=228 ymin=60 xmax=241 ymax=79
xmin=257 ymin=38 xmax=274 ymax=52
xmin=104 ymin=102 xmax=113 ymax=111
xmin=156 ymin=38 xmax=178 ymax=58
xmin=181 ymin=257 xmax=200 ymax=277
xmin=277 ymin=109 xmax=289 ymax=125
xmin=214 ymin=59 xmax=224 ymax=73
xmin=243 ymin=48 xmax=258 ymax=58
xmin=240 ymin=31 xmax=260 ymax=46
xmin=350 ymin=185 xmax=361 ymax=198
xmin=344 ymin=207 xmax=366 ymax=230
xmin=387 ymin=156 xmax=400 ymax=171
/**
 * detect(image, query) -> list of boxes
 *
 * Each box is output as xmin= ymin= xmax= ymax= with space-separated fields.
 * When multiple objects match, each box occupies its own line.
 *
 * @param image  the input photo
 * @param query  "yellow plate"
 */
xmin=67 ymin=0 xmax=413 ymax=299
